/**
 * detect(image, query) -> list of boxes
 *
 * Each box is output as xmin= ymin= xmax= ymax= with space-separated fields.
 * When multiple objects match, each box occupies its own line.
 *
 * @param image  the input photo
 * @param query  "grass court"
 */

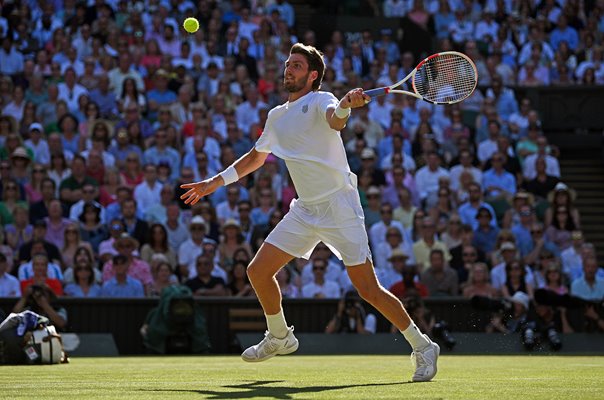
xmin=2 ymin=355 xmax=603 ymax=399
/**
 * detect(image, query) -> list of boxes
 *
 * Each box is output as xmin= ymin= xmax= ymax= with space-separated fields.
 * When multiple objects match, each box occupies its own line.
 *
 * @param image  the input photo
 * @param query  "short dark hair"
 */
xmin=113 ymin=254 xmax=128 ymax=265
xmin=290 ymin=43 xmax=325 ymax=91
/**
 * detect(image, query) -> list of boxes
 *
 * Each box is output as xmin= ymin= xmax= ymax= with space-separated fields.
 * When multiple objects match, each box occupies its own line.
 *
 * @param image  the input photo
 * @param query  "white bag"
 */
xmin=28 ymin=325 xmax=64 ymax=364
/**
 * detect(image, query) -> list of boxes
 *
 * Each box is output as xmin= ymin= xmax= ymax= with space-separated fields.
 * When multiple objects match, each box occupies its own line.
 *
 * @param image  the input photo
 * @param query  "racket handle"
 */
xmin=365 ymin=88 xmax=390 ymax=98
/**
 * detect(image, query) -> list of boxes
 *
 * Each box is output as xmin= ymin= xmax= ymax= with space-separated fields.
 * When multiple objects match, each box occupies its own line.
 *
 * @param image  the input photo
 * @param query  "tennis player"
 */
xmin=181 ymin=43 xmax=439 ymax=382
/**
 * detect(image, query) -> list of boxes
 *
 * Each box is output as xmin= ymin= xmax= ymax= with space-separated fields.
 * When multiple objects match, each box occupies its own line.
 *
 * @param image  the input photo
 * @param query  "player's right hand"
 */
xmin=180 ymin=177 xmax=221 ymax=205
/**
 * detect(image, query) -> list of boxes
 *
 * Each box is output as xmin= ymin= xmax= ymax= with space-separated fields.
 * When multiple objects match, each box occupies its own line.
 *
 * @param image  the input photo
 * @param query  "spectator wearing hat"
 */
xmin=23 ymin=123 xmax=50 ymax=166
xmin=420 ymin=249 xmax=459 ymax=297
xmin=120 ymin=198 xmax=149 ymax=246
xmin=102 ymin=233 xmax=152 ymax=288
xmin=101 ymin=254 xmax=145 ymax=298
xmin=358 ymin=148 xmax=386 ymax=187
xmin=502 ymin=191 xmax=532 ymax=229
xmin=472 ymin=206 xmax=500 ymax=255
xmin=544 ymin=182 xmax=580 ymax=229
xmin=9 ymin=146 xmax=32 ymax=186
xmin=376 ymin=248 xmax=411 ymax=291
xmin=185 ymin=255 xmax=227 ymax=297
xmin=218 ymin=218 xmax=253 ymax=270
xmin=490 ymin=242 xmax=535 ymax=291
xmin=362 ymin=185 xmax=382 ymax=228
xmin=147 ymin=69 xmax=177 ymax=121
xmin=177 ymin=215 xmax=208 ymax=280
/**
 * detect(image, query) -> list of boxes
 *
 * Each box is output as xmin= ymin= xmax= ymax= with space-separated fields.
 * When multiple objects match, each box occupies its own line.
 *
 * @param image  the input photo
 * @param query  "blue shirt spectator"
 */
xmin=482 ymin=167 xmax=516 ymax=198
xmin=64 ymin=283 xmax=102 ymax=297
xmin=457 ymin=183 xmax=498 ymax=229
xmin=267 ymin=0 xmax=296 ymax=27
xmin=101 ymin=275 xmax=144 ymax=298
xmin=549 ymin=17 xmax=579 ymax=51
xmin=0 ymin=39 xmax=24 ymax=75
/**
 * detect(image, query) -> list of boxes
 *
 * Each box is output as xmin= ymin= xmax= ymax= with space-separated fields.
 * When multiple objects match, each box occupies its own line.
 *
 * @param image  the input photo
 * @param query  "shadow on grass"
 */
xmin=140 ymin=379 xmax=415 ymax=399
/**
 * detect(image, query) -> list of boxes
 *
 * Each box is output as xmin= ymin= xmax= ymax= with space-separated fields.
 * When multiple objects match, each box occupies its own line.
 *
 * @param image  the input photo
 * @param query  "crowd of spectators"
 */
xmin=0 ymin=0 xmax=603 ymax=332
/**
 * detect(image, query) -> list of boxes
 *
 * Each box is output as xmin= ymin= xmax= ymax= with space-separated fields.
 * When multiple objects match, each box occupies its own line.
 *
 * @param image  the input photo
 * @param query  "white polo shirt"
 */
xmin=255 ymin=91 xmax=352 ymax=203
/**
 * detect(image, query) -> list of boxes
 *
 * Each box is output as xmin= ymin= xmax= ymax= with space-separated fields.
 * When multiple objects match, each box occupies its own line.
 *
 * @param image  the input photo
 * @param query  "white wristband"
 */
xmin=219 ymin=165 xmax=239 ymax=186
xmin=334 ymin=102 xmax=351 ymax=119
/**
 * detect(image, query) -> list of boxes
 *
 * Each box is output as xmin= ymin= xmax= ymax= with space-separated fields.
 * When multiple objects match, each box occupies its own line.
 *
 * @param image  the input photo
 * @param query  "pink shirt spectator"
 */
xmin=102 ymin=257 xmax=153 ymax=286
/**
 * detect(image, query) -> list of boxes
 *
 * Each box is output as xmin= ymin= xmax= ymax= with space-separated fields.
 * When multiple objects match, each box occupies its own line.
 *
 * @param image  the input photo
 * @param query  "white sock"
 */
xmin=266 ymin=309 xmax=289 ymax=339
xmin=401 ymin=321 xmax=431 ymax=351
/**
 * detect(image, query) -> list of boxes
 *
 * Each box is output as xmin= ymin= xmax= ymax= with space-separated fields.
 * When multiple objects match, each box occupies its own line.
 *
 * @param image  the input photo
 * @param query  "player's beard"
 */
xmin=284 ymin=72 xmax=310 ymax=93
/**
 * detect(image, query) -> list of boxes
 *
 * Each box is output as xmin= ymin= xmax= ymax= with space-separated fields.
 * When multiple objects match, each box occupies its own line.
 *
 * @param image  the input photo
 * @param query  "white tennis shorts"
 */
xmin=265 ymin=178 xmax=372 ymax=266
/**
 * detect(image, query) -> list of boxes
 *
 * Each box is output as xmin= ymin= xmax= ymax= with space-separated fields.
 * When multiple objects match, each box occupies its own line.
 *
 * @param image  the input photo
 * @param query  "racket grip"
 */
xmin=365 ymin=88 xmax=390 ymax=98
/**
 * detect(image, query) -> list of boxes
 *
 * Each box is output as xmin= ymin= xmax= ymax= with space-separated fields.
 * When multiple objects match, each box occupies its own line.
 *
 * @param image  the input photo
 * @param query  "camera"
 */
xmin=433 ymin=321 xmax=456 ymax=350
xmin=522 ymin=322 xmax=536 ymax=351
xmin=28 ymin=285 xmax=47 ymax=300
xmin=546 ymin=327 xmax=562 ymax=351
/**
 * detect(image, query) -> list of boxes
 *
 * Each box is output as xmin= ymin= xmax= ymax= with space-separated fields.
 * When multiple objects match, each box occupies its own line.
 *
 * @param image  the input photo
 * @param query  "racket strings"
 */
xmin=414 ymin=54 xmax=477 ymax=104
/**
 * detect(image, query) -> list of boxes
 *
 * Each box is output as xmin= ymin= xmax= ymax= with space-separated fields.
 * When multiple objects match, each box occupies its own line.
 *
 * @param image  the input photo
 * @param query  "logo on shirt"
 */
xmin=302 ymin=104 xmax=308 ymax=113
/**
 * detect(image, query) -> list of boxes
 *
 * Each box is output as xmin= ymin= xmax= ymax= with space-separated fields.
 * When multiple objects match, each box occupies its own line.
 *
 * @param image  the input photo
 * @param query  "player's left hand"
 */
xmin=340 ymin=88 xmax=371 ymax=109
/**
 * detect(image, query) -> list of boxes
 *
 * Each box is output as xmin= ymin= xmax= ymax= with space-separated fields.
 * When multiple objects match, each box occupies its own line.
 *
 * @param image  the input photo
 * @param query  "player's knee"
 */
xmin=354 ymin=282 xmax=381 ymax=305
xmin=246 ymin=261 xmax=261 ymax=282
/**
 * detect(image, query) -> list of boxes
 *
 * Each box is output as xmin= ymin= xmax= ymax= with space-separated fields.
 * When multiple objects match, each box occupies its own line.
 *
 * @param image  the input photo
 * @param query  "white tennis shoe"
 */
xmin=241 ymin=326 xmax=299 ymax=362
xmin=410 ymin=335 xmax=440 ymax=382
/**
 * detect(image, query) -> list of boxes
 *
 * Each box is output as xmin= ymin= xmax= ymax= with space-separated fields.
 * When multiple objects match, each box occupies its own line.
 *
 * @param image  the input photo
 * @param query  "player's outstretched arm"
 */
xmin=180 ymin=148 xmax=269 ymax=205
xmin=326 ymin=88 xmax=371 ymax=131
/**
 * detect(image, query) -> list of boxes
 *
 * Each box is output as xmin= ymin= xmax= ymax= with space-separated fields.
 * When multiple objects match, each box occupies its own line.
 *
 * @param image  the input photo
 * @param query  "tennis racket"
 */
xmin=365 ymin=51 xmax=478 ymax=105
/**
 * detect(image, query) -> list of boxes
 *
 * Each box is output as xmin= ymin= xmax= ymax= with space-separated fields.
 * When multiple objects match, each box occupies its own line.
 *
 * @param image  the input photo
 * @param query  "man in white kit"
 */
xmin=180 ymin=43 xmax=439 ymax=382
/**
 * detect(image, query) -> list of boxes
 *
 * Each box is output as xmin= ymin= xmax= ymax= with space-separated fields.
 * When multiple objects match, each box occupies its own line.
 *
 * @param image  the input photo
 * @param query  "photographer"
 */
xmin=325 ymin=290 xmax=377 ymax=334
xmin=12 ymin=284 xmax=67 ymax=331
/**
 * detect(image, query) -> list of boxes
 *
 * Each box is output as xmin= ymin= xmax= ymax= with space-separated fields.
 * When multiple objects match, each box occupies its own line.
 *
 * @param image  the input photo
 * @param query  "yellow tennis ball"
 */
xmin=183 ymin=17 xmax=199 ymax=33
